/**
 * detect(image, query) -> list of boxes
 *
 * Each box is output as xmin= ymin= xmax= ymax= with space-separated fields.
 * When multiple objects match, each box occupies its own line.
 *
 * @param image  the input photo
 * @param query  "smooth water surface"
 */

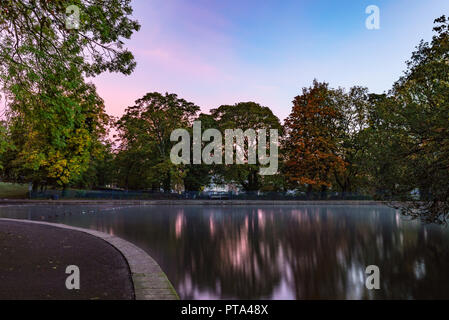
xmin=1 ymin=204 xmax=448 ymax=299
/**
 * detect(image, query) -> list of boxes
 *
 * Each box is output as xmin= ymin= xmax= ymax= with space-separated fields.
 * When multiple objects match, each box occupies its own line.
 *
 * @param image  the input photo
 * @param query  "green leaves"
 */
xmin=1 ymin=0 xmax=140 ymax=77
xmin=0 ymin=0 xmax=137 ymax=188
xmin=210 ymin=102 xmax=282 ymax=192
xmin=0 ymin=122 xmax=10 ymax=170
xmin=2 ymin=65 xmax=109 ymax=187
xmin=370 ymin=16 xmax=449 ymax=224
xmin=115 ymin=92 xmax=200 ymax=191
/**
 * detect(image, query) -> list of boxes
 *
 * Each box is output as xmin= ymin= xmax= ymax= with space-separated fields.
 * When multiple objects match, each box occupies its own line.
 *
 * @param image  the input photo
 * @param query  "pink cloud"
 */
xmin=136 ymin=47 xmax=223 ymax=80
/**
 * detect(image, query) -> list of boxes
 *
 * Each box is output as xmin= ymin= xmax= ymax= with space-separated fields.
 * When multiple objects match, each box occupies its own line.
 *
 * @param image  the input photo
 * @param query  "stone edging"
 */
xmin=0 ymin=218 xmax=179 ymax=300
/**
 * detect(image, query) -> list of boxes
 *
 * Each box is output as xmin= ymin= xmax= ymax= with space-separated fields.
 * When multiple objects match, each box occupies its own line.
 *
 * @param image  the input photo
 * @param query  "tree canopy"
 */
xmin=374 ymin=15 xmax=449 ymax=223
xmin=0 ymin=0 xmax=139 ymax=188
xmin=283 ymin=80 xmax=346 ymax=194
xmin=210 ymin=102 xmax=282 ymax=191
xmin=115 ymin=92 xmax=200 ymax=191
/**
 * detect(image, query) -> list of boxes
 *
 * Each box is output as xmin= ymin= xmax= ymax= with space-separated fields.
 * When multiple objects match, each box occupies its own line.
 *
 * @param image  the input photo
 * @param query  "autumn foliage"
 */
xmin=283 ymin=80 xmax=346 ymax=192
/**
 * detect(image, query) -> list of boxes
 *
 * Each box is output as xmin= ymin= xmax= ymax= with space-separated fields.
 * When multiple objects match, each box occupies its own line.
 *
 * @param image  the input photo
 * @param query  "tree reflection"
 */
xmin=120 ymin=205 xmax=449 ymax=299
xmin=1 ymin=205 xmax=449 ymax=299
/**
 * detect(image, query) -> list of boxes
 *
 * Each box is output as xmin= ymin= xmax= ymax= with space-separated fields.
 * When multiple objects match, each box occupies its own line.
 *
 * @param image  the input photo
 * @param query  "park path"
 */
xmin=0 ymin=220 xmax=134 ymax=300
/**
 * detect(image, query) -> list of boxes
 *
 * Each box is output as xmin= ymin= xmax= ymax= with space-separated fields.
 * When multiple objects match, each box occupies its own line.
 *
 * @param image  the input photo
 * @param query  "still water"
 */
xmin=1 ymin=204 xmax=449 ymax=299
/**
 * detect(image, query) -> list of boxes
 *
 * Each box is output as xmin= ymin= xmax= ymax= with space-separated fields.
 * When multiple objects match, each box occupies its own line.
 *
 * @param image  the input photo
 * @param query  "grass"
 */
xmin=0 ymin=182 xmax=29 ymax=199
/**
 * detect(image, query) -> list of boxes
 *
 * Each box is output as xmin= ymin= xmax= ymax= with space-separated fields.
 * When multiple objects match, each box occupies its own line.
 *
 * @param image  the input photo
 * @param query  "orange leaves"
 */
xmin=284 ymin=80 xmax=346 ymax=190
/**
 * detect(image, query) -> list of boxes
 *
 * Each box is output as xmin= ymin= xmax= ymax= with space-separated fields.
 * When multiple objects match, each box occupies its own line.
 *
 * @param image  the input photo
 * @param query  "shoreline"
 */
xmin=0 ymin=199 xmax=388 ymax=206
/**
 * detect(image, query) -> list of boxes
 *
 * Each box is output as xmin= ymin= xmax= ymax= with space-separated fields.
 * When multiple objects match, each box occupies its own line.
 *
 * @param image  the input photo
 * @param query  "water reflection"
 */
xmin=1 ymin=205 xmax=449 ymax=299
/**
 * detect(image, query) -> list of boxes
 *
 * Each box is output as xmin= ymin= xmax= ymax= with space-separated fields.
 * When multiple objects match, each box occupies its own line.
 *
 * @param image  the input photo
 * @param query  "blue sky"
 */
xmin=93 ymin=0 xmax=449 ymax=122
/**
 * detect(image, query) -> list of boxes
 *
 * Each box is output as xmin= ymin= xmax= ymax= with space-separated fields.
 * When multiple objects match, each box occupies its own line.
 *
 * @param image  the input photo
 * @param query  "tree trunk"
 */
xmin=306 ymin=184 xmax=313 ymax=199
xmin=163 ymin=172 xmax=171 ymax=193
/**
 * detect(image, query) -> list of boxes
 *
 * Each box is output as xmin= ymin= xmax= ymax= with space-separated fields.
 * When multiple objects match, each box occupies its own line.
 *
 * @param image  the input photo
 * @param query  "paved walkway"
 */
xmin=0 ymin=220 xmax=134 ymax=300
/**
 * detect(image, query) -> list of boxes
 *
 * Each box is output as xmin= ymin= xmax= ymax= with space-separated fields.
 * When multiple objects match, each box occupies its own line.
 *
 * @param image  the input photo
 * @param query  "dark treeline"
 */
xmin=0 ymin=2 xmax=448 ymax=223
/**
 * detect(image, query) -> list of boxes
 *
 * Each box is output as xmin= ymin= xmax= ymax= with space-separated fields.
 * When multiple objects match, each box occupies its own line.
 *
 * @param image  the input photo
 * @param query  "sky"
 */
xmin=92 ymin=0 xmax=449 ymax=123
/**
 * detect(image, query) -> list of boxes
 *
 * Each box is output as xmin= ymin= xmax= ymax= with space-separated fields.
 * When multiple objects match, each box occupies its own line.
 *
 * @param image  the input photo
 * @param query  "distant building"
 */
xmin=203 ymin=176 xmax=240 ymax=193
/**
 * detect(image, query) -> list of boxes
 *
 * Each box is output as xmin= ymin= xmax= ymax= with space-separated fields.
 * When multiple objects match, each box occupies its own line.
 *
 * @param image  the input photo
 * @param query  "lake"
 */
xmin=1 ymin=204 xmax=448 ymax=299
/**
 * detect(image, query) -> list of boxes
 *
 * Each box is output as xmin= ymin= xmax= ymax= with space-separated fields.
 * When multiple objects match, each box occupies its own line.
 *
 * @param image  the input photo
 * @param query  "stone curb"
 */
xmin=0 ymin=218 xmax=179 ymax=300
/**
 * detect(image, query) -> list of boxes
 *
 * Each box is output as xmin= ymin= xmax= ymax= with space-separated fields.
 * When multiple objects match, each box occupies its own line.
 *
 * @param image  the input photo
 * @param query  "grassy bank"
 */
xmin=0 ymin=182 xmax=28 ymax=199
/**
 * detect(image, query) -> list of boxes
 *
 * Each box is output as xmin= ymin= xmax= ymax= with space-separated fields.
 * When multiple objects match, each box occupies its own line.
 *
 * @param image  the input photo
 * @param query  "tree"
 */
xmin=378 ymin=16 xmax=449 ymax=224
xmin=116 ymin=92 xmax=200 ymax=191
xmin=0 ymin=120 xmax=10 ymax=170
xmin=183 ymin=113 xmax=216 ymax=192
xmin=332 ymin=86 xmax=372 ymax=196
xmin=2 ymin=68 xmax=110 ymax=188
xmin=283 ymin=80 xmax=345 ymax=196
xmin=0 ymin=0 xmax=140 ymax=188
xmin=210 ymin=102 xmax=282 ymax=192
xmin=0 ymin=0 xmax=140 ymax=77
xmin=74 ymin=140 xmax=115 ymax=189
xmin=362 ymin=93 xmax=410 ymax=198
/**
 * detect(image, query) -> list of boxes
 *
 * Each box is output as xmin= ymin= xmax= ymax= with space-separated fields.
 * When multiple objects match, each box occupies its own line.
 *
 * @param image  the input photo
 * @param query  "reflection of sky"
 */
xmin=1 ymin=204 xmax=448 ymax=299
xmin=272 ymin=248 xmax=295 ymax=300
xmin=92 ymin=0 xmax=449 ymax=123
xmin=346 ymin=263 xmax=366 ymax=300
xmin=175 ymin=211 xmax=185 ymax=239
